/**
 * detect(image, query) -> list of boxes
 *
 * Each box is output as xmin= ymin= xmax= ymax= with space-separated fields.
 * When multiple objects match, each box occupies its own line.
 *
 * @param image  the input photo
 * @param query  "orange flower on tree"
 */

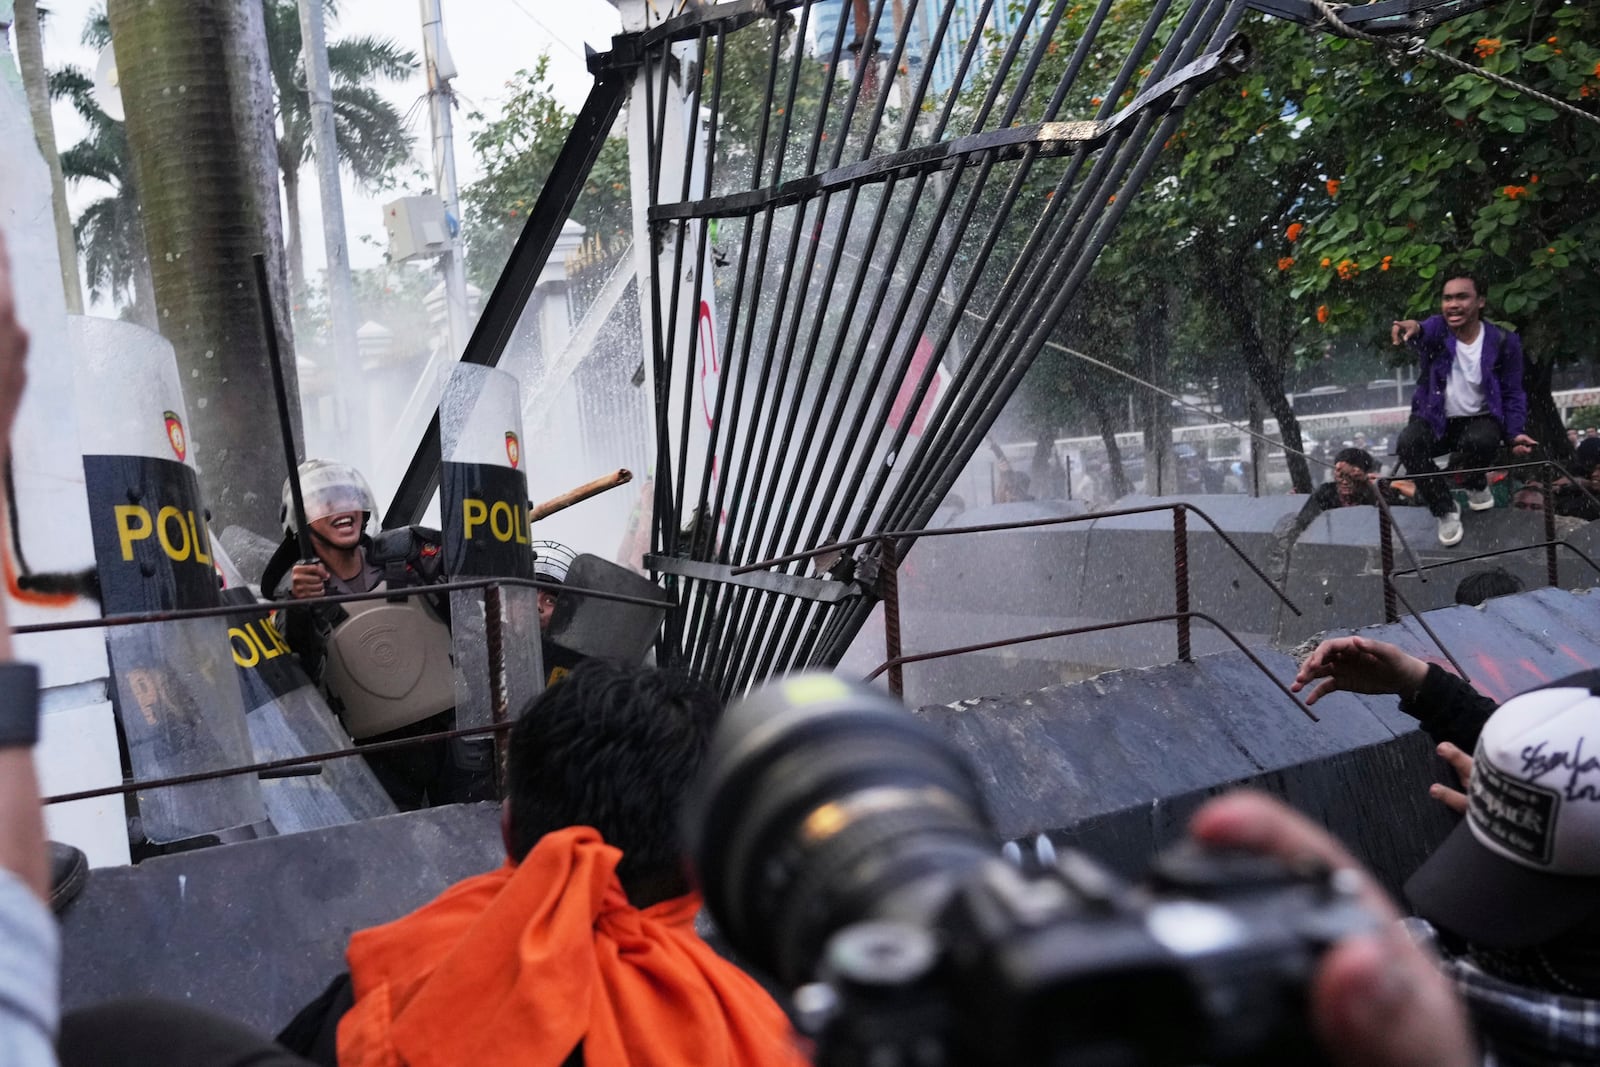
xmin=1320 ymin=256 xmax=1332 ymax=268
xmin=1474 ymin=38 xmax=1501 ymax=58
xmin=1325 ymin=178 xmax=1341 ymax=197
xmin=1285 ymin=222 xmax=1304 ymax=242
xmin=1530 ymin=174 xmax=1540 ymax=183
xmin=1380 ymin=255 xmax=1393 ymax=272
xmin=1503 ymin=184 xmax=1528 ymax=200
xmin=1316 ymin=305 xmax=1330 ymax=325
xmin=1335 ymin=258 xmax=1359 ymax=280
xmin=1277 ymin=256 xmax=1295 ymax=271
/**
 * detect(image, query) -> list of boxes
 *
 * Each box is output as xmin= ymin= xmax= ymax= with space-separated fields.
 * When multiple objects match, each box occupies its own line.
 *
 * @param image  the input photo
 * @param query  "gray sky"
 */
xmin=34 ymin=0 xmax=624 ymax=298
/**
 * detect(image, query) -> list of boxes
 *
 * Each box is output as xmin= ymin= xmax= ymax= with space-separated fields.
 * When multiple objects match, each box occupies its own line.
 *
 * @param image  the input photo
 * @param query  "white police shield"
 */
xmin=440 ymin=364 xmax=544 ymax=732
xmin=211 ymin=541 xmax=395 ymax=832
xmin=72 ymin=317 xmax=266 ymax=843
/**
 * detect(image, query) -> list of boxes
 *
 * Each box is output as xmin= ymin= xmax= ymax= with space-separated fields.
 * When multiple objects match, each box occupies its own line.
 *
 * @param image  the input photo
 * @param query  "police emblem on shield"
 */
xmin=164 ymin=410 xmax=187 ymax=461
xmin=505 ymin=431 xmax=520 ymax=470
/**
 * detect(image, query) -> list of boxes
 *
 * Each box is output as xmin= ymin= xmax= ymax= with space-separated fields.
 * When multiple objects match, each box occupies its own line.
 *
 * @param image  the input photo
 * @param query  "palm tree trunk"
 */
xmin=108 ymin=0 xmax=299 ymax=535
xmin=282 ymin=165 xmax=305 ymax=296
xmin=13 ymin=0 xmax=85 ymax=314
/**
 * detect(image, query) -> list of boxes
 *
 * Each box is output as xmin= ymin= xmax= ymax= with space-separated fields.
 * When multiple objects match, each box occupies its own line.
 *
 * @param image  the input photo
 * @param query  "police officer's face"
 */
xmin=537 ymin=590 xmax=557 ymax=630
xmin=309 ymin=511 xmax=363 ymax=551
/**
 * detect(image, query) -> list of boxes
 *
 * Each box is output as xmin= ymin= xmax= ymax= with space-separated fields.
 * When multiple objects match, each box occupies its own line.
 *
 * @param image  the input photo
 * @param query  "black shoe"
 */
xmin=48 ymin=841 xmax=88 ymax=913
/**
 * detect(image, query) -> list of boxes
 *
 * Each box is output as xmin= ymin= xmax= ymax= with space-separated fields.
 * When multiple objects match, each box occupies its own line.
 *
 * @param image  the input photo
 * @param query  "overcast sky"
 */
xmin=33 ymin=0 xmax=625 ymax=300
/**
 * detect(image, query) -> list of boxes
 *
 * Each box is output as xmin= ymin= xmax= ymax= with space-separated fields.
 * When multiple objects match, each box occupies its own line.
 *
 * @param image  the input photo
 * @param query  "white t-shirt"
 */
xmin=1444 ymin=328 xmax=1487 ymax=418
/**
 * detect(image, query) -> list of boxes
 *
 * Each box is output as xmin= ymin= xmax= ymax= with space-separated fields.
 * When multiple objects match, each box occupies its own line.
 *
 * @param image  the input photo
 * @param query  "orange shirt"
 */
xmin=337 ymin=825 xmax=808 ymax=1067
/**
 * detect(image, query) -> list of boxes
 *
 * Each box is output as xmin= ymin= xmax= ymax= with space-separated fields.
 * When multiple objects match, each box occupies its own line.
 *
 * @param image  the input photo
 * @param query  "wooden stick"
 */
xmin=529 ymin=469 xmax=633 ymax=523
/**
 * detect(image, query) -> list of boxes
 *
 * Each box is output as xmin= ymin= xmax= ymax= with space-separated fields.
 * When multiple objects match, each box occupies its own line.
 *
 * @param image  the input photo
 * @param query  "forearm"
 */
xmin=1399 ymin=663 xmax=1497 ymax=751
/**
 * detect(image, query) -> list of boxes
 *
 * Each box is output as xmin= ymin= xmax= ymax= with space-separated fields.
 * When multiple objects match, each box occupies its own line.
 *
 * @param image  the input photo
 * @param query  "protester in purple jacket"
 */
xmin=1392 ymin=273 xmax=1537 ymax=546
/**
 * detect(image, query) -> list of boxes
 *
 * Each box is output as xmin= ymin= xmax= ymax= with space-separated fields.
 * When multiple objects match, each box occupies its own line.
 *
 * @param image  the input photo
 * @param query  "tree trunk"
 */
xmin=1140 ymin=291 xmax=1173 ymax=495
xmin=283 ymin=165 xmax=305 ymax=297
xmin=1088 ymin=389 xmax=1131 ymax=498
xmin=1196 ymin=239 xmax=1313 ymax=493
xmin=13 ymin=0 xmax=85 ymax=314
xmin=109 ymin=0 xmax=299 ymax=535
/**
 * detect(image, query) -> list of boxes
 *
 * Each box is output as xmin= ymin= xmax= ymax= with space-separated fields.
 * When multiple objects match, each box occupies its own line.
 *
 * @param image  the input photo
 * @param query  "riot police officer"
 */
xmin=261 ymin=460 xmax=493 ymax=810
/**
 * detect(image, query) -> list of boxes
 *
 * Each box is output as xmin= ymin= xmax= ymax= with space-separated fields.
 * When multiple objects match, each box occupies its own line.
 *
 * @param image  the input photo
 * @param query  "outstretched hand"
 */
xmin=1390 ymin=319 xmax=1421 ymax=347
xmin=1292 ymin=636 xmax=1431 ymax=707
xmin=1511 ymin=434 xmax=1537 ymax=458
xmin=1192 ymin=793 xmax=1475 ymax=1067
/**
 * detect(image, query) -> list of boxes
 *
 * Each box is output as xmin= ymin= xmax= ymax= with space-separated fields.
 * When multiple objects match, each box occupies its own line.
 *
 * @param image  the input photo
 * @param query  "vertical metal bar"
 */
xmin=879 ymin=538 xmax=903 ymax=697
xmin=1173 ymin=506 xmax=1192 ymax=662
xmin=1543 ymin=469 xmax=1559 ymax=586
xmin=485 ymin=585 xmax=508 ymax=799
xmin=1379 ymin=500 xmax=1399 ymax=623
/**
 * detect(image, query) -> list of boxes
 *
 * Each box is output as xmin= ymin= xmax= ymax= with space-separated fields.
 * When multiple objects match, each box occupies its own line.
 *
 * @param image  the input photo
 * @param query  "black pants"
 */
xmin=360 ymin=709 xmax=496 ymax=811
xmin=59 ymin=998 xmax=311 ymax=1066
xmin=1396 ymin=414 xmax=1503 ymax=516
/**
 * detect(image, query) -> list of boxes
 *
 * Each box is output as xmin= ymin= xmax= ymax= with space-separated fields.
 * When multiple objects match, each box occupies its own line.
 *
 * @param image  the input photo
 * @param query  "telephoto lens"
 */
xmin=684 ymin=673 xmax=995 ymax=987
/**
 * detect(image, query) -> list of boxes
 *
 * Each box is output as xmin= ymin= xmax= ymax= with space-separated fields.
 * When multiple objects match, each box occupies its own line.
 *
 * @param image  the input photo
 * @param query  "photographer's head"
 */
xmin=1405 ymin=673 xmax=1600 ymax=995
xmin=504 ymin=660 xmax=719 ymax=905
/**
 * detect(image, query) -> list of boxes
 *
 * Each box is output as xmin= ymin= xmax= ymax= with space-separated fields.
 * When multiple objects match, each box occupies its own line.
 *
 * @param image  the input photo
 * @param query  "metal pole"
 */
xmin=253 ymin=254 xmax=314 ymax=561
xmin=1173 ymin=505 xmax=1191 ymax=662
xmin=1378 ymin=499 xmax=1398 ymax=623
xmin=420 ymin=0 xmax=471 ymax=357
xmin=1543 ymin=471 xmax=1559 ymax=587
xmin=879 ymin=537 xmax=903 ymax=697
xmin=298 ymin=0 xmax=368 ymax=469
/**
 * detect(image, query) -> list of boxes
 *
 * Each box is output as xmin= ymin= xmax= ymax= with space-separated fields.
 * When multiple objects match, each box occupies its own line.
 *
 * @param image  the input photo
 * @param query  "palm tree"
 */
xmin=50 ymin=41 xmax=156 ymax=323
xmin=263 ymin=0 xmax=417 ymax=294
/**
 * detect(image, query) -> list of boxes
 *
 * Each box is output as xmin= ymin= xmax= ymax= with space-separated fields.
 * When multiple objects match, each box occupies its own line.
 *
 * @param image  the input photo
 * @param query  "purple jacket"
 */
xmin=1408 ymin=315 xmax=1526 ymax=441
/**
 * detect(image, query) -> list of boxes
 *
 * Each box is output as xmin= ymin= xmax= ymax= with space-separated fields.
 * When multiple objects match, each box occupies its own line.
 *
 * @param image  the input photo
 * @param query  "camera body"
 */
xmin=686 ymin=674 xmax=1378 ymax=1067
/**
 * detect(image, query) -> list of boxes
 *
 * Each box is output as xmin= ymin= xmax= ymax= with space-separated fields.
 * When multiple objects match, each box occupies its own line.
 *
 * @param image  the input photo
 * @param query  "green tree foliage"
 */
xmin=263 ymin=0 xmax=416 ymax=292
xmin=461 ymin=56 xmax=632 ymax=290
xmin=988 ymin=0 xmax=1597 ymax=489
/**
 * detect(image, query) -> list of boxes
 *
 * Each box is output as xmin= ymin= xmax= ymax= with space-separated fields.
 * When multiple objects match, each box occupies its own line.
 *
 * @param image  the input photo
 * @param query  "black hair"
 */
xmin=1332 ymin=447 xmax=1377 ymax=473
xmin=505 ymin=660 xmax=720 ymax=904
xmin=1441 ymin=270 xmax=1488 ymax=300
xmin=1454 ymin=567 xmax=1523 ymax=607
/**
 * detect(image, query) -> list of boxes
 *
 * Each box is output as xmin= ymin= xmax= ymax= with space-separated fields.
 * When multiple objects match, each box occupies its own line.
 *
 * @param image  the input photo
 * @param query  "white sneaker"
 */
xmin=1465 ymin=488 xmax=1494 ymax=511
xmin=1438 ymin=508 xmax=1464 ymax=546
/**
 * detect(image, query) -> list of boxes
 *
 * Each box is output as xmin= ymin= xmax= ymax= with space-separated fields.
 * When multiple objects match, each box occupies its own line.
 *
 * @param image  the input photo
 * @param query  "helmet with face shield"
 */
xmin=282 ymin=459 xmax=377 ymax=536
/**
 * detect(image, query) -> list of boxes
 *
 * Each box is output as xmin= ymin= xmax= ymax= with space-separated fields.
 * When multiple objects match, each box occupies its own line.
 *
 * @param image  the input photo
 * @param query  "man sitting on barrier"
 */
xmin=1294 ymin=635 xmax=1600 ymax=1062
xmin=277 ymin=659 xmax=810 ymax=1066
xmin=1392 ymin=272 xmax=1537 ymax=547
xmin=262 ymin=461 xmax=492 ymax=810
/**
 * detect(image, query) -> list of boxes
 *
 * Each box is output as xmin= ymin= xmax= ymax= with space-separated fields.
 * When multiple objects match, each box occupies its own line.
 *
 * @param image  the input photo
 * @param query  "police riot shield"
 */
xmin=71 ymin=318 xmax=266 ymax=843
xmin=440 ymin=365 xmax=543 ymax=729
xmin=211 ymin=541 xmax=395 ymax=831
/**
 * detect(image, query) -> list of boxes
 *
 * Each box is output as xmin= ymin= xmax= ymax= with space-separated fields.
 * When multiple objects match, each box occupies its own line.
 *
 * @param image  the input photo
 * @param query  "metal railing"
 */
xmin=1372 ymin=457 xmax=1600 ymax=684
xmin=735 ymin=501 xmax=1308 ymax=714
xmin=30 ymin=575 xmax=673 ymax=808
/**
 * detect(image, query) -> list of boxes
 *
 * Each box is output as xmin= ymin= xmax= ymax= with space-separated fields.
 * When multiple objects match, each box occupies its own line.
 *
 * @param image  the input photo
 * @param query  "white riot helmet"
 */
xmin=282 ymin=459 xmax=376 ymax=535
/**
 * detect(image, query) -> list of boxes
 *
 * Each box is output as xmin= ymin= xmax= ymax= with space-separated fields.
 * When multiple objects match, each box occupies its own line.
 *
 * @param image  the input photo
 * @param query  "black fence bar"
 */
xmin=731 ymin=502 xmax=1300 ymax=615
xmin=43 ymin=721 xmax=512 ymax=806
xmin=12 ymin=575 xmax=673 ymax=637
xmin=1385 ymin=581 xmax=1471 ymax=684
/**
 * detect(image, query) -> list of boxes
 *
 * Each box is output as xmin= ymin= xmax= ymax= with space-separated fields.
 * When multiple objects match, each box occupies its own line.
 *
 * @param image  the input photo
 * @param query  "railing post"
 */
xmin=484 ymin=586 xmax=509 ymax=799
xmin=879 ymin=537 xmax=904 ymax=697
xmin=1173 ymin=507 xmax=1192 ymax=662
xmin=1543 ymin=468 xmax=1559 ymax=587
xmin=1378 ymin=501 xmax=1399 ymax=623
